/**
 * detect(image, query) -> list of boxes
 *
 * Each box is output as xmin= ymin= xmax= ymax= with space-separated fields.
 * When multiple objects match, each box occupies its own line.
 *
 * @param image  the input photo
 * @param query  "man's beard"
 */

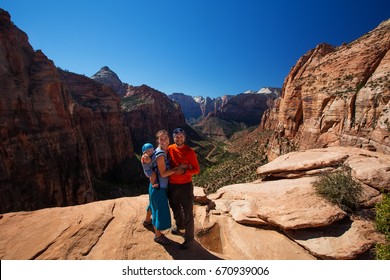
xmin=175 ymin=140 xmax=184 ymax=146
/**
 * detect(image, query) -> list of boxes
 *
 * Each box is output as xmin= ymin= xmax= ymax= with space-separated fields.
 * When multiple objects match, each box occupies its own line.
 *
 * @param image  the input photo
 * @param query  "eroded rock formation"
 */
xmin=0 ymin=147 xmax=386 ymax=260
xmin=261 ymin=19 xmax=390 ymax=159
xmin=0 ymin=9 xmax=132 ymax=213
xmin=121 ymin=84 xmax=187 ymax=151
xmin=91 ymin=66 xmax=129 ymax=96
xmin=196 ymin=91 xmax=280 ymax=139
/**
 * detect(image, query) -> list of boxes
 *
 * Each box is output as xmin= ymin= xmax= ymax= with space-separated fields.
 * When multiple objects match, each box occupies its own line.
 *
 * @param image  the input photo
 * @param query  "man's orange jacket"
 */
xmin=167 ymin=144 xmax=200 ymax=184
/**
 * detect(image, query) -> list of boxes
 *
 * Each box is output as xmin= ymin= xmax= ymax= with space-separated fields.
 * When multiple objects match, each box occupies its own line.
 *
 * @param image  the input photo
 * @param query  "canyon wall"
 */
xmin=122 ymin=85 xmax=187 ymax=151
xmin=261 ymin=19 xmax=390 ymax=159
xmin=0 ymin=9 xmax=132 ymax=213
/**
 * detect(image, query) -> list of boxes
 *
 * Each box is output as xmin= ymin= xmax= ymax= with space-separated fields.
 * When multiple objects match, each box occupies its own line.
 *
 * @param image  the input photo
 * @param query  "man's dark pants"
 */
xmin=167 ymin=182 xmax=194 ymax=241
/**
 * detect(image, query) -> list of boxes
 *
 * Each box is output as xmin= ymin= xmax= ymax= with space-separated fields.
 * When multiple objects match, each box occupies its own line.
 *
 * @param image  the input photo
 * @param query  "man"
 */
xmin=167 ymin=127 xmax=200 ymax=249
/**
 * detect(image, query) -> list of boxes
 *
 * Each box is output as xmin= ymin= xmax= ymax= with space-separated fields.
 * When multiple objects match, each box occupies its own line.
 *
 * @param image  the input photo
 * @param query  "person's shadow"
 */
xmin=161 ymin=239 xmax=223 ymax=260
xmin=144 ymin=225 xmax=222 ymax=259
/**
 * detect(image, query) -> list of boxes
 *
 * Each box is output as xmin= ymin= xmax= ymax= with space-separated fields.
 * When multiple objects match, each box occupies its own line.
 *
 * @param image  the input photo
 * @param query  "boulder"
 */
xmin=286 ymin=213 xmax=386 ymax=259
xmin=209 ymin=177 xmax=347 ymax=230
xmin=193 ymin=186 xmax=209 ymax=205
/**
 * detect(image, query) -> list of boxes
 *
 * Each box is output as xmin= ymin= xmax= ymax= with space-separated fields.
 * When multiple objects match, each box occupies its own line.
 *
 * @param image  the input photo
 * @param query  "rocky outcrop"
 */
xmin=167 ymin=94 xmax=234 ymax=123
xmin=170 ymin=88 xmax=281 ymax=126
xmin=168 ymin=93 xmax=203 ymax=120
xmin=0 ymin=9 xmax=132 ymax=213
xmin=91 ymin=66 xmax=129 ymax=96
xmin=196 ymin=95 xmax=234 ymax=118
xmin=256 ymin=146 xmax=390 ymax=193
xmin=59 ymin=70 xmax=133 ymax=178
xmin=122 ymin=85 xmax=187 ymax=151
xmin=90 ymin=68 xmax=193 ymax=151
xmin=208 ymin=146 xmax=387 ymax=259
xmin=195 ymin=90 xmax=280 ymax=139
xmin=261 ymin=19 xmax=390 ymax=159
xmin=1 ymin=147 xmax=385 ymax=260
xmin=0 ymin=195 xmax=314 ymax=260
xmin=215 ymin=92 xmax=279 ymax=126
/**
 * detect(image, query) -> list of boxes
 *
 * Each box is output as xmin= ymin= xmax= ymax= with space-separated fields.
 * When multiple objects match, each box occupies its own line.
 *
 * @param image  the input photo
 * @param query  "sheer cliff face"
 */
xmin=0 ymin=10 xmax=132 ymax=213
xmin=122 ymin=85 xmax=187 ymax=152
xmin=216 ymin=93 xmax=278 ymax=126
xmin=261 ymin=19 xmax=390 ymax=157
xmin=167 ymin=93 xmax=233 ymax=121
xmin=168 ymin=93 xmax=203 ymax=120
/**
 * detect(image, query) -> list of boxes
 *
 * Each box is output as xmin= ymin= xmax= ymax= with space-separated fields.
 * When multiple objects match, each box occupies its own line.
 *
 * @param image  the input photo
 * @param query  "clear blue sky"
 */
xmin=2 ymin=0 xmax=390 ymax=98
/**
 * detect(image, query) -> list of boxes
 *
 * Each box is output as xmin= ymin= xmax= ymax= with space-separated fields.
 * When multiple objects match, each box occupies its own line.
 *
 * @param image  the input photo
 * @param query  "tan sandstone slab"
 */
xmin=194 ymin=186 xmax=209 ymax=204
xmin=0 ymin=196 xmax=221 ymax=260
xmin=210 ymin=177 xmax=347 ymax=230
xmin=212 ymin=199 xmax=268 ymax=226
xmin=257 ymin=147 xmax=390 ymax=191
xmin=0 ymin=194 xmax=315 ymax=260
xmin=256 ymin=148 xmax=349 ymax=176
xmin=198 ymin=214 xmax=316 ymax=260
xmin=346 ymin=153 xmax=390 ymax=192
xmin=286 ymin=214 xmax=386 ymax=260
xmin=256 ymin=147 xmax=385 ymax=204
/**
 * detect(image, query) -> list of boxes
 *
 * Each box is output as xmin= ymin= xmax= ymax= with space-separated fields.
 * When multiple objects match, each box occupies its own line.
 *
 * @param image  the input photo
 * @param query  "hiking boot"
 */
xmin=154 ymin=234 xmax=172 ymax=245
xmin=142 ymin=220 xmax=153 ymax=228
xmin=179 ymin=238 xmax=193 ymax=250
xmin=171 ymin=226 xmax=185 ymax=236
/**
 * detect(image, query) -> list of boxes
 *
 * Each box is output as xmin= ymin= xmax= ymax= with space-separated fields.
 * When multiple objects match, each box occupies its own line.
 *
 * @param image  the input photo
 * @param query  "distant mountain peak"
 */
xmin=91 ymin=66 xmax=120 ymax=80
xmin=243 ymin=87 xmax=281 ymax=95
xmin=100 ymin=66 xmax=111 ymax=71
xmin=91 ymin=66 xmax=127 ymax=96
xmin=257 ymin=87 xmax=282 ymax=95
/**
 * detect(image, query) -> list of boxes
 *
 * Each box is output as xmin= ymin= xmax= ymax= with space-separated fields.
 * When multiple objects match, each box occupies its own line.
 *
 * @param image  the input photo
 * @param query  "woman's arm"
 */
xmin=156 ymin=155 xmax=175 ymax=177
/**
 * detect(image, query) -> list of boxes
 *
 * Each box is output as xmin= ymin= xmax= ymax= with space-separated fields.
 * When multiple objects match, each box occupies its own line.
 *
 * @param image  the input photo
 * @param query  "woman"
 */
xmin=147 ymin=130 xmax=178 ymax=245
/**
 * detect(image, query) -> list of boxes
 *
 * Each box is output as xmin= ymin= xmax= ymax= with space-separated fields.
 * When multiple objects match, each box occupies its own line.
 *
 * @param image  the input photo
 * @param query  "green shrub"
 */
xmin=375 ymin=193 xmax=390 ymax=236
xmin=375 ymin=193 xmax=390 ymax=260
xmin=312 ymin=169 xmax=362 ymax=212
xmin=375 ymin=243 xmax=390 ymax=260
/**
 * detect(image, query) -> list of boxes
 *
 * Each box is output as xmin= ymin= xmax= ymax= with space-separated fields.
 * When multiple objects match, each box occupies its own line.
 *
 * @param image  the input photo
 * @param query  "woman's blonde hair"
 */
xmin=156 ymin=130 xmax=169 ymax=145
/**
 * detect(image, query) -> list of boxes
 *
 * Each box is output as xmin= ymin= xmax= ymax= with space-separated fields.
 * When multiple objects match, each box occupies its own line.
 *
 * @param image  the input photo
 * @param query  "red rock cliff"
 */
xmin=261 ymin=19 xmax=390 ymax=159
xmin=122 ymin=85 xmax=187 ymax=151
xmin=0 ymin=9 xmax=132 ymax=213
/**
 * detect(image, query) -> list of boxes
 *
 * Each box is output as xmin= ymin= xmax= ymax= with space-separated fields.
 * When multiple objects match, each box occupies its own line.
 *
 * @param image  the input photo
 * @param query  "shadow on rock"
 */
xmin=162 ymin=240 xmax=223 ymax=260
xmin=286 ymin=217 xmax=353 ymax=241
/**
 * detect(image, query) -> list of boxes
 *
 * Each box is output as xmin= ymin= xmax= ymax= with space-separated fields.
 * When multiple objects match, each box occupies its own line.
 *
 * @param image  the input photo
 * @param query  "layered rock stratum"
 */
xmin=261 ymin=19 xmax=390 ymax=159
xmin=91 ymin=68 xmax=191 ymax=151
xmin=168 ymin=93 xmax=234 ymax=121
xmin=0 ymin=8 xmax=388 ymax=260
xmin=0 ymin=147 xmax=386 ymax=260
xmin=121 ymin=84 xmax=187 ymax=151
xmin=0 ymin=9 xmax=132 ymax=213
xmin=195 ymin=90 xmax=280 ymax=139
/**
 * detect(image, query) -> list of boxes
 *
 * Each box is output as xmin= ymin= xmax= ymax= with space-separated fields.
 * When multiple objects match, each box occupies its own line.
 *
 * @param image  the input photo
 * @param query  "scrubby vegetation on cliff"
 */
xmin=312 ymin=168 xmax=363 ymax=212
xmin=121 ymin=94 xmax=154 ymax=111
xmin=375 ymin=193 xmax=390 ymax=259
xmin=191 ymin=128 xmax=268 ymax=194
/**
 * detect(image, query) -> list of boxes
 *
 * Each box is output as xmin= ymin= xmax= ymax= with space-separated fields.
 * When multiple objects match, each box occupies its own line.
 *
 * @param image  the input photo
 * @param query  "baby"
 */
xmin=141 ymin=143 xmax=159 ymax=188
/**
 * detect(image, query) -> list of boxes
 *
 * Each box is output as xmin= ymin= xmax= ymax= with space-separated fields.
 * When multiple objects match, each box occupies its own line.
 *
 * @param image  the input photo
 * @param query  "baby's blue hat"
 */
xmin=142 ymin=143 xmax=154 ymax=153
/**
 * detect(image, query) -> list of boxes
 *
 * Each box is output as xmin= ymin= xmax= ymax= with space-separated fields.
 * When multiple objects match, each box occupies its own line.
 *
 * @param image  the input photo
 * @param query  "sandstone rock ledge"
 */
xmin=206 ymin=147 xmax=387 ymax=259
xmin=0 ymin=194 xmax=314 ymax=260
xmin=0 ymin=147 xmax=387 ymax=260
